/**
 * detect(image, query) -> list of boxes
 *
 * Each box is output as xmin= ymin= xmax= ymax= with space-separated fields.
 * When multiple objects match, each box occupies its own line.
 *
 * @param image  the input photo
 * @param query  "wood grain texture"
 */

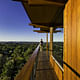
xmin=77 ymin=0 xmax=80 ymax=80
xmin=64 ymin=2 xmax=68 ymax=80
xmin=64 ymin=0 xmax=80 ymax=80
xmin=36 ymin=51 xmax=57 ymax=80
xmin=71 ymin=0 xmax=77 ymax=79
xmin=67 ymin=0 xmax=72 ymax=80
xmin=49 ymin=27 xmax=53 ymax=55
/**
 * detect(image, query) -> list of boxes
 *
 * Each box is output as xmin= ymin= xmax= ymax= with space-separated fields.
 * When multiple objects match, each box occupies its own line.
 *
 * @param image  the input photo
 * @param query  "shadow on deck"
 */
xmin=36 ymin=51 xmax=58 ymax=80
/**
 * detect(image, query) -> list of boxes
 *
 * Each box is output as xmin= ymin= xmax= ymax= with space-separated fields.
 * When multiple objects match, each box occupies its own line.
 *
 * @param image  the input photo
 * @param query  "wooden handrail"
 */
xmin=51 ymin=55 xmax=64 ymax=72
xmin=15 ymin=44 xmax=40 ymax=80
xmin=50 ymin=55 xmax=64 ymax=80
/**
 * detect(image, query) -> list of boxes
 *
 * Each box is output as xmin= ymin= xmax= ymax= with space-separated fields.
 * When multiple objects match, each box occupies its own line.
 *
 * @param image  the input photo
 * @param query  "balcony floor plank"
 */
xmin=36 ymin=51 xmax=58 ymax=80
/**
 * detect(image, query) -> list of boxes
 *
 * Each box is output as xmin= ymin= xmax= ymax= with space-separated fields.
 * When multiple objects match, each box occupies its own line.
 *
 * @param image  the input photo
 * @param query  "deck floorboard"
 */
xmin=36 ymin=51 xmax=58 ymax=80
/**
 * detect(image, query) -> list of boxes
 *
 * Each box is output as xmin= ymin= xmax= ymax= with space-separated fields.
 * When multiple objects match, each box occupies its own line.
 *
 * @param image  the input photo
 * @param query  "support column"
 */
xmin=49 ymin=27 xmax=53 ymax=56
xmin=46 ymin=33 xmax=48 ymax=55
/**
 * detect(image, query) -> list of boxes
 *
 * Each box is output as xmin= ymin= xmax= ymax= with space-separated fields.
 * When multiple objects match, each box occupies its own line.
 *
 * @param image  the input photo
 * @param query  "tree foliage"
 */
xmin=0 ymin=42 xmax=38 ymax=80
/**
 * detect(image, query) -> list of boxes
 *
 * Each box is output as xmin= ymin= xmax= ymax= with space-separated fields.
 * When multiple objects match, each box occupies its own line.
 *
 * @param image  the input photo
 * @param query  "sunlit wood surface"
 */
xmin=36 ymin=51 xmax=57 ymax=80
xmin=64 ymin=0 xmax=80 ymax=80
xmin=50 ymin=55 xmax=63 ymax=80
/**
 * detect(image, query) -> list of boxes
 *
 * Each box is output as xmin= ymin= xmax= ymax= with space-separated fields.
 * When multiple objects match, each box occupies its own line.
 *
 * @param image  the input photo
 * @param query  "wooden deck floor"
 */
xmin=36 ymin=51 xmax=58 ymax=80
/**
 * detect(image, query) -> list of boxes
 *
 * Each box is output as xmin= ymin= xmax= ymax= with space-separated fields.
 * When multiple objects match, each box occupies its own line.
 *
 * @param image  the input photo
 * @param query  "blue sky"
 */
xmin=0 ymin=0 xmax=63 ymax=42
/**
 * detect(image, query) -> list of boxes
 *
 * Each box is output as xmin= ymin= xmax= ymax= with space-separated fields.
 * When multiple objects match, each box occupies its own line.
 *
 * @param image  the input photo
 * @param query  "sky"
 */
xmin=0 ymin=0 xmax=63 ymax=42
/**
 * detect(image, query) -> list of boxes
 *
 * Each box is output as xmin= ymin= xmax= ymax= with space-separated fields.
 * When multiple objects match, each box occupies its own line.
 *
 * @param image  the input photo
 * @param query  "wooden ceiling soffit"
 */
xmin=29 ymin=23 xmax=63 ymax=30
xmin=40 ymin=28 xmax=62 ymax=32
xmin=33 ymin=30 xmax=48 ymax=33
xmin=31 ymin=23 xmax=63 ymax=28
xmin=40 ymin=28 xmax=49 ymax=30
xmin=29 ymin=23 xmax=49 ymax=29
xmin=13 ymin=0 xmax=67 ymax=6
xmin=21 ymin=2 xmax=63 ymax=28
xmin=40 ymin=28 xmax=49 ymax=32
xmin=28 ymin=0 xmax=66 ymax=6
xmin=33 ymin=30 xmax=61 ymax=33
xmin=54 ymin=30 xmax=62 ymax=32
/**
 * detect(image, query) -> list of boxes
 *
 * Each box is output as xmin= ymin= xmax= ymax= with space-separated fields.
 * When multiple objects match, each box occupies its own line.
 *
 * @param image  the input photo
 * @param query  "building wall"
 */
xmin=64 ymin=0 xmax=80 ymax=80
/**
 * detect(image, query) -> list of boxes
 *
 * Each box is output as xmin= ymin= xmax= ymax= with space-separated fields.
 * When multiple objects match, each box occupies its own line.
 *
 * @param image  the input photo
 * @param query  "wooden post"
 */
xmin=46 ymin=33 xmax=48 ymax=50
xmin=46 ymin=33 xmax=48 ymax=55
xmin=49 ymin=27 xmax=53 ymax=55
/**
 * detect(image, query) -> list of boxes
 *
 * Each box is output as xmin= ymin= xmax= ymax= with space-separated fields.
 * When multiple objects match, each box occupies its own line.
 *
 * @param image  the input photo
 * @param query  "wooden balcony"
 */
xmin=14 ymin=45 xmax=64 ymax=80
xmin=13 ymin=0 xmax=80 ymax=80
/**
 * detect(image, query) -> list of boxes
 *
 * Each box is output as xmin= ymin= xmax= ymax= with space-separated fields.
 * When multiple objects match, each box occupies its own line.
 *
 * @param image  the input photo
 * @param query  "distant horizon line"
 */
xmin=0 ymin=41 xmax=63 ymax=42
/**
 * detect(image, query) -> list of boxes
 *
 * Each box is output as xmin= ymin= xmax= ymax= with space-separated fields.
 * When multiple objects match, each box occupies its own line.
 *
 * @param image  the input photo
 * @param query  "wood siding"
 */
xmin=64 ymin=0 xmax=80 ymax=80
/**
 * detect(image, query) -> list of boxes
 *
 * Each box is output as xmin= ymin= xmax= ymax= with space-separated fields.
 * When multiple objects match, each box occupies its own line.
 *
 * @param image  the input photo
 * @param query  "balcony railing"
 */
xmin=14 ymin=44 xmax=40 ymax=80
xmin=50 ymin=55 xmax=64 ymax=80
xmin=14 ymin=44 xmax=64 ymax=80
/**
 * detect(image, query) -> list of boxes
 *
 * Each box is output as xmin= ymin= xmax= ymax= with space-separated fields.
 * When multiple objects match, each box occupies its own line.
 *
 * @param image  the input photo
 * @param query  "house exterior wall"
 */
xmin=64 ymin=0 xmax=80 ymax=80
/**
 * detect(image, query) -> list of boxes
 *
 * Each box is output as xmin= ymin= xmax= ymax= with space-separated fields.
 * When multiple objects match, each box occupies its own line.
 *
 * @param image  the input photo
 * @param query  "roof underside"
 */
xmin=14 ymin=0 xmax=67 ymax=33
xmin=22 ymin=2 xmax=64 ymax=27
